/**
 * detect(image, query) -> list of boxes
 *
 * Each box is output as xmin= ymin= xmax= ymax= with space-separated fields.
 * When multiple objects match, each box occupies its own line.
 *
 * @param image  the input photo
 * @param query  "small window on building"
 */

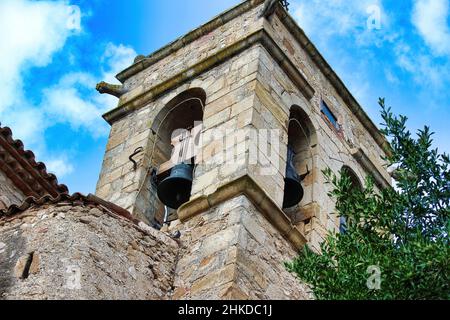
xmin=321 ymin=100 xmax=340 ymax=130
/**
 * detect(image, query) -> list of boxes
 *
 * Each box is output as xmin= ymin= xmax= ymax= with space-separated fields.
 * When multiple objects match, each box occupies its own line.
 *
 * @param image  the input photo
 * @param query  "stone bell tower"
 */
xmin=95 ymin=0 xmax=391 ymax=299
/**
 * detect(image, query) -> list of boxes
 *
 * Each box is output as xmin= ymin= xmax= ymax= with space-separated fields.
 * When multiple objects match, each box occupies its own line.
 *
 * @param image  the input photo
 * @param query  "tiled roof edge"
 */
xmin=0 ymin=126 xmax=69 ymax=196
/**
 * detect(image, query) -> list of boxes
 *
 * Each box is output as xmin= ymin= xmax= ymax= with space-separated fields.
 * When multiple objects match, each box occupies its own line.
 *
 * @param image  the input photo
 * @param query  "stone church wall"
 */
xmin=261 ymin=15 xmax=391 ymax=249
xmin=0 ymin=0 xmax=392 ymax=301
xmin=0 ymin=203 xmax=178 ymax=300
xmin=267 ymin=13 xmax=390 ymax=171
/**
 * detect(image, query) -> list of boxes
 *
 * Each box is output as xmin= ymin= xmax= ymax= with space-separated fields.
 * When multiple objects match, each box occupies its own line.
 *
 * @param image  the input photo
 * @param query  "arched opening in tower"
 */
xmin=146 ymin=88 xmax=206 ymax=226
xmin=339 ymin=165 xmax=363 ymax=234
xmin=283 ymin=105 xmax=318 ymax=234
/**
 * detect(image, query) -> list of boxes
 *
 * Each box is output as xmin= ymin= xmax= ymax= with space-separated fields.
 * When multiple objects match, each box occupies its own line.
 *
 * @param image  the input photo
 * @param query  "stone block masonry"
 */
xmin=96 ymin=45 xmax=264 ymax=223
xmin=0 ymin=201 xmax=178 ymax=300
xmin=170 ymin=195 xmax=312 ymax=300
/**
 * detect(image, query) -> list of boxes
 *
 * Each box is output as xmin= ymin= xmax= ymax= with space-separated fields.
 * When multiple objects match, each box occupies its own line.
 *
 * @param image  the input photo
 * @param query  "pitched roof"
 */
xmin=0 ymin=126 xmax=69 ymax=198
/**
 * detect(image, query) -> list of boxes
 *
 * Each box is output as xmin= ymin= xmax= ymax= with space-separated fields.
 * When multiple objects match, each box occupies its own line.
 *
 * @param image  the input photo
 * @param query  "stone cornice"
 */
xmin=115 ymin=0 xmax=266 ymax=83
xmin=351 ymin=148 xmax=391 ymax=189
xmin=178 ymin=175 xmax=307 ymax=250
xmin=103 ymin=29 xmax=315 ymax=124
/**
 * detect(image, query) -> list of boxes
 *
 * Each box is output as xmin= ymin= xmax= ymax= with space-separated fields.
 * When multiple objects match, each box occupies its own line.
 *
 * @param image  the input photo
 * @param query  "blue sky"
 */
xmin=0 ymin=0 xmax=449 ymax=194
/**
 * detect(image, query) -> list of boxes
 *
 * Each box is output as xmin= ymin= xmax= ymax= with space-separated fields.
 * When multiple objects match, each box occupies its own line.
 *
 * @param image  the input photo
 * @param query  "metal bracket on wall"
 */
xmin=129 ymin=147 xmax=144 ymax=171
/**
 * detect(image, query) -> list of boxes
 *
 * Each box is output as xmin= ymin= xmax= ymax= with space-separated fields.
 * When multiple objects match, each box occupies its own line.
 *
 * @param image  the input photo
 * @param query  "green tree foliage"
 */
xmin=286 ymin=99 xmax=449 ymax=300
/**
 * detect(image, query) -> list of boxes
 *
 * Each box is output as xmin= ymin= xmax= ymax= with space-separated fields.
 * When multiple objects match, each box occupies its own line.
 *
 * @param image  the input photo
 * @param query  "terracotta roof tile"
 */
xmin=0 ymin=126 xmax=69 ymax=197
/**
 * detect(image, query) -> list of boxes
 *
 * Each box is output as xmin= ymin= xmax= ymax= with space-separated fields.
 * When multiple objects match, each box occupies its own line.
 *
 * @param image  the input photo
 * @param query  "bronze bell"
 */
xmin=157 ymin=163 xmax=194 ymax=209
xmin=282 ymin=146 xmax=305 ymax=209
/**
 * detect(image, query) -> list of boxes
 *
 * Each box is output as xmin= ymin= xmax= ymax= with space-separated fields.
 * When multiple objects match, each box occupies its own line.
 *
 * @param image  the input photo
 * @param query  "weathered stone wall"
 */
xmin=96 ymin=0 xmax=389 ymax=233
xmin=170 ymin=195 xmax=311 ymax=300
xmin=0 ymin=1 xmax=394 ymax=301
xmin=95 ymin=105 xmax=152 ymax=217
xmin=0 ymin=204 xmax=179 ymax=300
xmin=0 ymin=170 xmax=26 ymax=210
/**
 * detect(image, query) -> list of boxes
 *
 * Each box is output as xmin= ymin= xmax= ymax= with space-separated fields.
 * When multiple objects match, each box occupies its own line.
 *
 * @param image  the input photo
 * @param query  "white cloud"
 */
xmin=290 ymin=0 xmax=449 ymax=100
xmin=0 ymin=0 xmax=81 ymax=113
xmin=2 ymin=105 xmax=47 ymax=148
xmin=0 ymin=0 xmax=81 ymax=178
xmin=42 ymin=72 xmax=107 ymax=136
xmin=384 ymin=68 xmax=400 ymax=84
xmin=45 ymin=156 xmax=75 ymax=178
xmin=0 ymin=0 xmax=136 ymax=180
xmin=290 ymin=0 xmax=392 ymax=115
xmin=412 ymin=0 xmax=450 ymax=56
xmin=394 ymin=41 xmax=450 ymax=89
xmin=41 ymin=44 xmax=137 ymax=137
xmin=101 ymin=43 xmax=138 ymax=83
xmin=291 ymin=0 xmax=388 ymax=44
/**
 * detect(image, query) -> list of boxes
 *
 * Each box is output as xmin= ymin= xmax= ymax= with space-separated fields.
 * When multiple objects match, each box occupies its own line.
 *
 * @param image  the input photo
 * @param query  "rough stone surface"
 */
xmin=0 ymin=204 xmax=178 ymax=300
xmin=169 ymin=195 xmax=312 ymax=300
